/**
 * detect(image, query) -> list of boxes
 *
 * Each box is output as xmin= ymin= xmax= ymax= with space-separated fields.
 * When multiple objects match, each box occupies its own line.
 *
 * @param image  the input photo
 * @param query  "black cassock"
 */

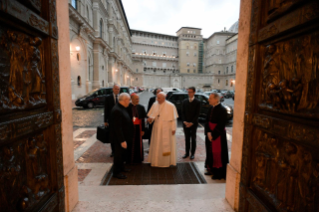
xmin=204 ymin=104 xmax=229 ymax=179
xmin=127 ymin=103 xmax=146 ymax=164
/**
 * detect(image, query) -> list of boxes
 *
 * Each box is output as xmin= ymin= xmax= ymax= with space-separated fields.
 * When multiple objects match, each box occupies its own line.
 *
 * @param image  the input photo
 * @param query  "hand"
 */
xmin=147 ymin=118 xmax=154 ymax=123
xmin=141 ymin=131 xmax=145 ymax=136
xmin=121 ymin=141 xmax=127 ymax=149
xmin=172 ymin=130 xmax=176 ymax=135
xmin=207 ymin=133 xmax=213 ymax=142
xmin=187 ymin=123 xmax=193 ymax=128
xmin=104 ymin=122 xmax=109 ymax=127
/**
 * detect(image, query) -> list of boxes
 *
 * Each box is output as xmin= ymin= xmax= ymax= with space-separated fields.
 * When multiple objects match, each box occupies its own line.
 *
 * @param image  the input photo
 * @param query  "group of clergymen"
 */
xmin=104 ymin=84 xmax=229 ymax=180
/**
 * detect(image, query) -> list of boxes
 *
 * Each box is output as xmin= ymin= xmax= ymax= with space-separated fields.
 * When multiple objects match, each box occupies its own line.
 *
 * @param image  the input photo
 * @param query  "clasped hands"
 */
xmin=207 ymin=132 xmax=213 ymax=142
xmin=183 ymin=121 xmax=193 ymax=128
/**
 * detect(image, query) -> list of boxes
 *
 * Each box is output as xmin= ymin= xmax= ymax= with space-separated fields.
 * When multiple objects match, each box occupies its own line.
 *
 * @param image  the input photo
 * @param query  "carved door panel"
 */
xmin=240 ymin=0 xmax=319 ymax=211
xmin=0 ymin=0 xmax=64 ymax=212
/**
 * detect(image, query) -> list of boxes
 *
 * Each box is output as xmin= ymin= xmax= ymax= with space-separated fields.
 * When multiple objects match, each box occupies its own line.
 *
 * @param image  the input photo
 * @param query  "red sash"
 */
xmin=209 ymin=122 xmax=223 ymax=168
xmin=133 ymin=117 xmax=143 ymax=159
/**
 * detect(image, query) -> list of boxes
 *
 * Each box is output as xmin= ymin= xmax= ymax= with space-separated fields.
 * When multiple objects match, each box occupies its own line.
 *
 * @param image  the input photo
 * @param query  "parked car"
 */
xmin=162 ymin=87 xmax=183 ymax=93
xmin=167 ymin=92 xmax=233 ymax=120
xmin=204 ymin=91 xmax=225 ymax=102
xmin=75 ymin=87 xmax=130 ymax=109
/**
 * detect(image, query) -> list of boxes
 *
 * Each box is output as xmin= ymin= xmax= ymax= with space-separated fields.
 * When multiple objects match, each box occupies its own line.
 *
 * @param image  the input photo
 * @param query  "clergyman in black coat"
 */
xmin=204 ymin=93 xmax=229 ymax=180
xmin=146 ymin=88 xmax=162 ymax=145
xmin=109 ymin=93 xmax=134 ymax=179
xmin=181 ymin=87 xmax=201 ymax=159
xmin=127 ymin=94 xmax=146 ymax=164
xmin=104 ymin=84 xmax=120 ymax=157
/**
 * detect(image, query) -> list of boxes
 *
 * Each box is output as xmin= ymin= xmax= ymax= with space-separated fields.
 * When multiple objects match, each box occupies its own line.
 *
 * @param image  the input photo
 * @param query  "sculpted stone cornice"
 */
xmin=92 ymin=0 xmax=109 ymax=18
xmin=132 ymin=54 xmax=178 ymax=62
xmin=69 ymin=4 xmax=95 ymax=36
xmin=132 ymin=41 xmax=178 ymax=49
xmin=94 ymin=38 xmax=111 ymax=51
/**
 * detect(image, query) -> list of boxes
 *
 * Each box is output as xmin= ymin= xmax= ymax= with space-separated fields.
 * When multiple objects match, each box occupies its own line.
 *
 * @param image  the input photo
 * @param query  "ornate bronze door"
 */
xmin=239 ymin=0 xmax=319 ymax=211
xmin=0 ymin=0 xmax=64 ymax=211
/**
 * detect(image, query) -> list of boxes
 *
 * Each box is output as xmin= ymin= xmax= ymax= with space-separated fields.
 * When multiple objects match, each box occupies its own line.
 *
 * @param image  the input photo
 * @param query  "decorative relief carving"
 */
xmin=0 ymin=112 xmax=53 ymax=143
xmin=49 ymin=0 xmax=57 ymax=24
xmin=249 ymin=0 xmax=260 ymax=45
xmin=51 ymin=39 xmax=61 ymax=110
xmin=0 ymin=133 xmax=50 ymax=211
xmin=245 ymin=47 xmax=256 ymax=111
xmin=266 ymin=0 xmax=304 ymax=22
xmin=252 ymin=129 xmax=319 ymax=212
xmin=0 ymin=28 xmax=47 ymax=114
xmin=260 ymin=31 xmax=319 ymax=117
xmin=55 ymin=124 xmax=63 ymax=189
xmin=28 ymin=14 xmax=49 ymax=32
xmin=40 ymin=194 xmax=58 ymax=212
xmin=252 ymin=115 xmax=270 ymax=129
xmin=58 ymin=187 xmax=65 ymax=212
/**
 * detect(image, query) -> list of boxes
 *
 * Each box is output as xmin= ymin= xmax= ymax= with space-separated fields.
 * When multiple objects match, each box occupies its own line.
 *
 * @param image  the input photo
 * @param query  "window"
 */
xmin=193 ymin=63 xmax=196 ymax=67
xmin=194 ymin=52 xmax=197 ymax=56
xmin=231 ymin=65 xmax=234 ymax=72
xmin=102 ymin=66 xmax=104 ymax=70
xmin=136 ymin=78 xmax=138 ymax=81
xmin=219 ymin=59 xmax=221 ymax=64
xmin=187 ymin=63 xmax=190 ymax=66
xmin=218 ymin=79 xmax=220 ymax=84
xmin=71 ymin=0 xmax=77 ymax=9
xmin=77 ymin=76 xmax=81 ymax=86
xmin=152 ymin=61 xmax=157 ymax=67
xmin=217 ymin=40 xmax=220 ymax=44
xmin=186 ymin=52 xmax=189 ymax=56
xmin=163 ymin=63 xmax=167 ymax=68
xmin=231 ymin=81 xmax=233 ymax=87
xmin=187 ymin=69 xmax=190 ymax=73
xmin=193 ymin=70 xmax=196 ymax=73
xmin=172 ymin=64 xmax=175 ymax=68
xmin=100 ymin=19 xmax=103 ymax=38
xmin=218 ymin=70 xmax=221 ymax=74
xmin=98 ymin=89 xmax=105 ymax=95
xmin=102 ymin=80 xmax=104 ymax=87
xmin=163 ymin=52 xmax=166 ymax=56
xmin=86 ymin=6 xmax=90 ymax=21
xmin=226 ymin=67 xmax=229 ymax=73
xmin=143 ymin=61 xmax=147 ymax=66
xmin=142 ymin=50 xmax=147 ymax=54
xmin=136 ymin=69 xmax=138 ymax=72
xmin=132 ymin=49 xmax=135 ymax=54
xmin=226 ymin=80 xmax=228 ymax=86
xmin=153 ymin=51 xmax=157 ymax=55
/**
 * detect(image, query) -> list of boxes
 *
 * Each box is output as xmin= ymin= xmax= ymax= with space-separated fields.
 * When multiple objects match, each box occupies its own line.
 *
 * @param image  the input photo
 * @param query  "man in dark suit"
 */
xmin=146 ymin=88 xmax=162 ymax=145
xmin=109 ymin=93 xmax=133 ymax=179
xmin=181 ymin=87 xmax=201 ymax=160
xmin=104 ymin=84 xmax=120 ymax=157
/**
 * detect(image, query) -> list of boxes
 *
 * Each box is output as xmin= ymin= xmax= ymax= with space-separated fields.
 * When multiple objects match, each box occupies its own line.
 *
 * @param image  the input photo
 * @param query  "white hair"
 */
xmin=211 ymin=93 xmax=221 ymax=102
xmin=157 ymin=92 xmax=166 ymax=97
xmin=118 ymin=93 xmax=130 ymax=101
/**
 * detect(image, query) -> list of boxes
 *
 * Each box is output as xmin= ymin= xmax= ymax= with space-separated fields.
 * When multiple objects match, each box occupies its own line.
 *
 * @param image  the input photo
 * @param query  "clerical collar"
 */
xmin=189 ymin=96 xmax=194 ymax=102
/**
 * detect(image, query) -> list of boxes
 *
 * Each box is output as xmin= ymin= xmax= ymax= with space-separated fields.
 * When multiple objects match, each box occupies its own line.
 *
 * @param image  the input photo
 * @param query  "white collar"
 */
xmin=189 ymin=96 xmax=195 ymax=102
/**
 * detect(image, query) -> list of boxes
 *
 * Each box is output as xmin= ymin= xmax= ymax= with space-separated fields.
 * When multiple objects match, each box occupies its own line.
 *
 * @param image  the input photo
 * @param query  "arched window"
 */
xmin=77 ymin=76 xmax=81 ymax=86
xmin=231 ymin=65 xmax=234 ymax=72
xmin=100 ymin=19 xmax=103 ymax=38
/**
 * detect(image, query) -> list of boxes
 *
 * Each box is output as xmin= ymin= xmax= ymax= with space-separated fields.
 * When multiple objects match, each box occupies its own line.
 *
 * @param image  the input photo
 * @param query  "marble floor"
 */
xmin=72 ymin=127 xmax=234 ymax=212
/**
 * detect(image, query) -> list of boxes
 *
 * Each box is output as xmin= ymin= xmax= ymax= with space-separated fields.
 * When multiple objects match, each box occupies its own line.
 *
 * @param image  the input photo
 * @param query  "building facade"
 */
xmin=69 ymin=0 xmax=134 ymax=100
xmin=131 ymin=24 xmax=238 ymax=91
xmin=69 ymin=0 xmax=239 ymax=96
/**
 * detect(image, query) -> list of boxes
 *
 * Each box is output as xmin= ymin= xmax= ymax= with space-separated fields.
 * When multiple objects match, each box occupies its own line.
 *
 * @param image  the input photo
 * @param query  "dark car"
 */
xmin=167 ymin=92 xmax=233 ymax=120
xmin=75 ymin=87 xmax=130 ymax=108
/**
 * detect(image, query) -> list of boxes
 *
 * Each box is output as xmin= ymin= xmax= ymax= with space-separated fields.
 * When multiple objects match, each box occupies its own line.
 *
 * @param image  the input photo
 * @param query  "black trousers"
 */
xmin=113 ymin=143 xmax=127 ymax=175
xmin=183 ymin=123 xmax=198 ymax=155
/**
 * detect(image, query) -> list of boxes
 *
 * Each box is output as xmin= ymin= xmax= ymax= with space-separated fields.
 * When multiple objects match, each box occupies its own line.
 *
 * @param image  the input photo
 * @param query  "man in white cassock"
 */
xmin=147 ymin=92 xmax=178 ymax=167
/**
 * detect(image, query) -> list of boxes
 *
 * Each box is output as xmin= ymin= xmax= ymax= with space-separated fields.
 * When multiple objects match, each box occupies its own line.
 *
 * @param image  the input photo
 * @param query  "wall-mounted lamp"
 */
xmin=127 ymin=76 xmax=129 ymax=78
xmin=75 ymin=46 xmax=80 ymax=51
xmin=231 ymin=80 xmax=235 ymax=84
xmin=115 ymin=69 xmax=118 ymax=72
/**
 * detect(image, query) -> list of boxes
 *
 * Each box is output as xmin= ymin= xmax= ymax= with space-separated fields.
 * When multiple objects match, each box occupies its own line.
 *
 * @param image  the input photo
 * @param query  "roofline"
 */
xmin=226 ymin=33 xmax=238 ymax=41
xmin=119 ymin=0 xmax=132 ymax=36
xmin=131 ymin=29 xmax=178 ymax=39
xmin=176 ymin=27 xmax=202 ymax=33
xmin=206 ymin=31 xmax=236 ymax=40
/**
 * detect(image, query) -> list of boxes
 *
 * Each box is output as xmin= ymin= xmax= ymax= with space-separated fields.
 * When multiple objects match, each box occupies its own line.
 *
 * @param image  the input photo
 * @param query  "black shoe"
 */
xmin=182 ymin=154 xmax=189 ymax=159
xmin=113 ymin=173 xmax=127 ymax=179
xmin=190 ymin=155 xmax=195 ymax=160
xmin=204 ymin=172 xmax=213 ymax=175
xmin=110 ymin=153 xmax=114 ymax=157
xmin=123 ymin=168 xmax=131 ymax=172
xmin=212 ymin=175 xmax=222 ymax=180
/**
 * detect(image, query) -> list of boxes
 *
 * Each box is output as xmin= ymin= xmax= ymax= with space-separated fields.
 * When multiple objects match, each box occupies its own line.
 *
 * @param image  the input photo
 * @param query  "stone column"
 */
xmin=225 ymin=0 xmax=252 ymax=210
xmin=92 ymin=43 xmax=101 ymax=89
xmin=108 ymin=56 xmax=115 ymax=85
xmin=56 ymin=0 xmax=78 ymax=211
